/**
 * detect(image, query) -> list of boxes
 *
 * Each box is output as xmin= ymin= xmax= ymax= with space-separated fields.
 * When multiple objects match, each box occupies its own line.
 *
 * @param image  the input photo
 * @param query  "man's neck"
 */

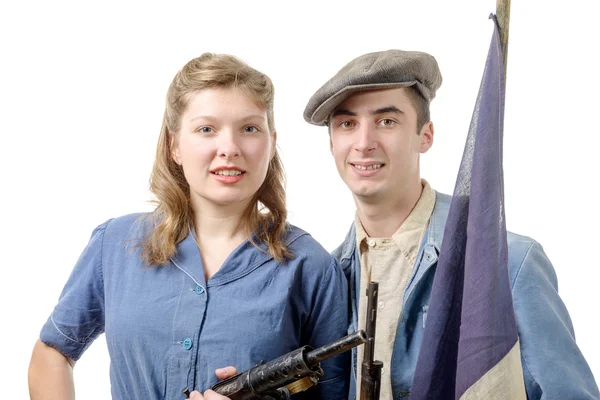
xmin=355 ymin=181 xmax=424 ymax=238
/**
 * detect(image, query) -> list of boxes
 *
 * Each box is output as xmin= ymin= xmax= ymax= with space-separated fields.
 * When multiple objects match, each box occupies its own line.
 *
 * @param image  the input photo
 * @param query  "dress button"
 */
xmin=181 ymin=338 xmax=193 ymax=350
xmin=193 ymin=286 xmax=205 ymax=295
xmin=378 ymin=301 xmax=385 ymax=309
xmin=368 ymin=239 xmax=376 ymax=247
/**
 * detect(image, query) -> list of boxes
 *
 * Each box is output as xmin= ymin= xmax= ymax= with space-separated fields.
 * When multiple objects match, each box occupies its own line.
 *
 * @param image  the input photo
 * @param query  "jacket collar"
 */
xmin=424 ymin=191 xmax=451 ymax=252
xmin=170 ymin=224 xmax=308 ymax=286
xmin=339 ymin=191 xmax=452 ymax=261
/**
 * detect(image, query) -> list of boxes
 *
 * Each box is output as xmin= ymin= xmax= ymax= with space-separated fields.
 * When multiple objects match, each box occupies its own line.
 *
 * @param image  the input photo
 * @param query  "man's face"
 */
xmin=329 ymin=88 xmax=433 ymax=203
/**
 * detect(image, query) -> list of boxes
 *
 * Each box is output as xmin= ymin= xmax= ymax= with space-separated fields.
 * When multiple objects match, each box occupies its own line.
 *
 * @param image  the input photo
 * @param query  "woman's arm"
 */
xmin=29 ymin=339 xmax=76 ymax=400
xmin=33 ymin=222 xmax=109 ymax=400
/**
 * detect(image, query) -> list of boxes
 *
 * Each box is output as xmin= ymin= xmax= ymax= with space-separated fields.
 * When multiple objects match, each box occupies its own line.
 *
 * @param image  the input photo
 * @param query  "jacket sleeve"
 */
xmin=511 ymin=240 xmax=599 ymax=399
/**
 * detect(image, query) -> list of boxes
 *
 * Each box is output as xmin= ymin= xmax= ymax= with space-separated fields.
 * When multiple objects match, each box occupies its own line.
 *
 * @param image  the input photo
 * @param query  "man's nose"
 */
xmin=354 ymin=124 xmax=378 ymax=153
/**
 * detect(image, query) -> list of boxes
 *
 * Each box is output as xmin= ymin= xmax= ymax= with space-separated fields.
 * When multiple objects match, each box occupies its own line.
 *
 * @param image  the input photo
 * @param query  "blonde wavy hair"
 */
xmin=142 ymin=53 xmax=290 ymax=266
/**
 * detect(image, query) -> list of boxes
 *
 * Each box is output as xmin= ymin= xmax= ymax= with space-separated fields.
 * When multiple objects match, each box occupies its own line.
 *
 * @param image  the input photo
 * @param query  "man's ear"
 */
xmin=169 ymin=133 xmax=181 ymax=165
xmin=419 ymin=122 xmax=434 ymax=153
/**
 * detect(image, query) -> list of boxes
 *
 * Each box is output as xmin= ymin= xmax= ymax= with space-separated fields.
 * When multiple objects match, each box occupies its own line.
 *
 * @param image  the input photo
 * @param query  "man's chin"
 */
xmin=349 ymin=184 xmax=381 ymax=200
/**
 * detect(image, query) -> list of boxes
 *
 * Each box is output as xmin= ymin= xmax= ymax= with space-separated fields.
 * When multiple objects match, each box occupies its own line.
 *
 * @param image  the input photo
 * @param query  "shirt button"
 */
xmin=181 ymin=338 xmax=193 ymax=350
xmin=378 ymin=301 xmax=385 ymax=309
xmin=193 ymin=286 xmax=205 ymax=295
xmin=367 ymin=239 xmax=376 ymax=247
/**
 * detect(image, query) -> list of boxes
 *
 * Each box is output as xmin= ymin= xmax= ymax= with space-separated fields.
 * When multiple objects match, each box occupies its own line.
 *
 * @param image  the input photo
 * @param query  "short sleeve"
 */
xmin=39 ymin=221 xmax=109 ymax=361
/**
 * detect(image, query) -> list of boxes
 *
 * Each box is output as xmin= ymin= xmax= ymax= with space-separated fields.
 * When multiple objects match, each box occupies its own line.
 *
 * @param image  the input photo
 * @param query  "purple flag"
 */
xmin=410 ymin=15 xmax=525 ymax=400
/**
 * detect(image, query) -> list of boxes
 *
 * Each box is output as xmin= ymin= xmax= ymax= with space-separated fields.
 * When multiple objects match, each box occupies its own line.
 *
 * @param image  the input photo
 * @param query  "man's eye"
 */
xmin=340 ymin=121 xmax=354 ymax=128
xmin=380 ymin=119 xmax=395 ymax=127
xmin=244 ymin=126 xmax=259 ymax=133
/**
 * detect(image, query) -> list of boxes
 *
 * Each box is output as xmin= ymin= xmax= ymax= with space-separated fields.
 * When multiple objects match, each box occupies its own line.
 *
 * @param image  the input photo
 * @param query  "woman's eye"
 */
xmin=199 ymin=127 xmax=213 ymax=134
xmin=244 ymin=126 xmax=259 ymax=133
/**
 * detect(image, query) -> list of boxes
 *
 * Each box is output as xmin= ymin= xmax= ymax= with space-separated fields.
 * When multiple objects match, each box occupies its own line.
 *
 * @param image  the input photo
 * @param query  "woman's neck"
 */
xmin=191 ymin=200 xmax=251 ymax=280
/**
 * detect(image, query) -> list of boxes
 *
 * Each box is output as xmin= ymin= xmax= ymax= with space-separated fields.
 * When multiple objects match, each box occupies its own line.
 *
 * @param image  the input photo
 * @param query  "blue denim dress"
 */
xmin=40 ymin=213 xmax=350 ymax=399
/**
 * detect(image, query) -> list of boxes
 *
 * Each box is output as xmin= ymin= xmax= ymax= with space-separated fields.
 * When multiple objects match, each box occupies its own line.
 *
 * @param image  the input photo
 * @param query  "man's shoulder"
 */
xmin=432 ymin=190 xmax=539 ymax=252
xmin=507 ymin=230 xmax=537 ymax=254
xmin=331 ymin=241 xmax=345 ymax=261
xmin=331 ymin=222 xmax=356 ymax=262
xmin=506 ymin=230 xmax=544 ymax=285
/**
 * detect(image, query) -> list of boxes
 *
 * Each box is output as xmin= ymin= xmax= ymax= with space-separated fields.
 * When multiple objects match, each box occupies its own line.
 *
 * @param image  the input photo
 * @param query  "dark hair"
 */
xmin=404 ymin=86 xmax=430 ymax=134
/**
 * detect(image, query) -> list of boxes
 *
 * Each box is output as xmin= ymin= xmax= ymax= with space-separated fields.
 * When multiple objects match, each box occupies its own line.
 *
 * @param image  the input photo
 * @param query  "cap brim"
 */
xmin=309 ymin=81 xmax=418 ymax=125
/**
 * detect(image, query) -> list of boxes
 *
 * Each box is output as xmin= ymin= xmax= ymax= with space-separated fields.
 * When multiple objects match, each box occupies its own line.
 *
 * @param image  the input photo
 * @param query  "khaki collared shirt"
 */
xmin=355 ymin=180 xmax=436 ymax=398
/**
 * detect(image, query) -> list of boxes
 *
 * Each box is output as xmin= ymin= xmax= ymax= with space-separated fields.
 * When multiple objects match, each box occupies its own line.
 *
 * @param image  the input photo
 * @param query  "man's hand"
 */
xmin=186 ymin=366 xmax=239 ymax=399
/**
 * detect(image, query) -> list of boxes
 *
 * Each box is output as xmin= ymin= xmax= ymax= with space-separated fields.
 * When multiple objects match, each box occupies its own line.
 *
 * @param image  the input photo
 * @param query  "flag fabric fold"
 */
xmin=409 ymin=14 xmax=526 ymax=400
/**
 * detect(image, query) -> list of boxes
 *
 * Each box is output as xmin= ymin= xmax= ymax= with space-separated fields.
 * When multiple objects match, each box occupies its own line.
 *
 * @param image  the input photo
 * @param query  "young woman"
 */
xmin=28 ymin=53 xmax=349 ymax=400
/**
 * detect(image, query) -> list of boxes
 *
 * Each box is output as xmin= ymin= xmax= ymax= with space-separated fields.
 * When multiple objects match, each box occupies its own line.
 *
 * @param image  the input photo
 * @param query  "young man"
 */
xmin=303 ymin=49 xmax=599 ymax=399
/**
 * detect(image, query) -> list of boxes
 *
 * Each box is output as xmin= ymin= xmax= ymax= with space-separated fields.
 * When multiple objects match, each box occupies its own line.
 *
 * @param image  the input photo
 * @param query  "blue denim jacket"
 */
xmin=40 ymin=213 xmax=350 ymax=400
xmin=334 ymin=192 xmax=599 ymax=400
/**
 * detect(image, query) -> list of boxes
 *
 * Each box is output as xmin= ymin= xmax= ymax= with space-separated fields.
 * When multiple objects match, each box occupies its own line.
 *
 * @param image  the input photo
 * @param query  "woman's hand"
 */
xmin=186 ymin=366 xmax=238 ymax=400
xmin=187 ymin=389 xmax=231 ymax=400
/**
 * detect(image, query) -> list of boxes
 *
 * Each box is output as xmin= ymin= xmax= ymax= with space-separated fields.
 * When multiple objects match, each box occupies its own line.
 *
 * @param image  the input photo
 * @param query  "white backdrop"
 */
xmin=1 ymin=0 xmax=598 ymax=397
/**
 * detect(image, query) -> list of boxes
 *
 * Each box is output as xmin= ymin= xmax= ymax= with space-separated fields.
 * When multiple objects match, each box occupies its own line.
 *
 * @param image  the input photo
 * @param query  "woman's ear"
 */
xmin=169 ymin=132 xmax=181 ymax=165
xmin=270 ymin=131 xmax=278 ymax=160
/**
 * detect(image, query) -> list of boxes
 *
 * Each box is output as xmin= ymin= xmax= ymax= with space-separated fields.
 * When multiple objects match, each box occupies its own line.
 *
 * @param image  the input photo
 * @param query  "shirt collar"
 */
xmin=391 ymin=180 xmax=436 ymax=248
xmin=354 ymin=179 xmax=435 ymax=246
xmin=354 ymin=212 xmax=369 ymax=249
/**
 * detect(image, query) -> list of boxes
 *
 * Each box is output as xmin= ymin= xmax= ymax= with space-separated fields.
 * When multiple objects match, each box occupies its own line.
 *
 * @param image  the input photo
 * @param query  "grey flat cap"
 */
xmin=304 ymin=49 xmax=443 ymax=125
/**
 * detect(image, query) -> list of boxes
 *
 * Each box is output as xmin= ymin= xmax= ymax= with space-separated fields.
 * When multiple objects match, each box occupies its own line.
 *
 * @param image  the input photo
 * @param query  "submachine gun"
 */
xmin=209 ymin=330 xmax=366 ymax=399
xmin=203 ymin=281 xmax=383 ymax=400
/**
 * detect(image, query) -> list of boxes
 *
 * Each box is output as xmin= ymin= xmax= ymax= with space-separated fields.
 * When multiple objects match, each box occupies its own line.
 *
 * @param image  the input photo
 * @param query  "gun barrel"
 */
xmin=305 ymin=330 xmax=366 ymax=366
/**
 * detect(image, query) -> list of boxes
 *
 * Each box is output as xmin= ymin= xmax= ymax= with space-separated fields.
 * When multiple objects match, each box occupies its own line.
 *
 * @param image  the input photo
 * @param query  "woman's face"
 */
xmin=171 ymin=87 xmax=275 ymax=212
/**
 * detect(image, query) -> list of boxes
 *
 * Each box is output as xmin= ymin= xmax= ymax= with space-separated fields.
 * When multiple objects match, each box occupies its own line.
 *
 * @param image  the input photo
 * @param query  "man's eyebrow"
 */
xmin=331 ymin=109 xmax=357 ymax=118
xmin=372 ymin=106 xmax=403 ymax=115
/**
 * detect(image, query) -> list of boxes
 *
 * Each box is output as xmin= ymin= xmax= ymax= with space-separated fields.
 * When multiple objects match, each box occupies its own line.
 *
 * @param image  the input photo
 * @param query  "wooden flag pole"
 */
xmin=496 ymin=0 xmax=511 ymax=80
